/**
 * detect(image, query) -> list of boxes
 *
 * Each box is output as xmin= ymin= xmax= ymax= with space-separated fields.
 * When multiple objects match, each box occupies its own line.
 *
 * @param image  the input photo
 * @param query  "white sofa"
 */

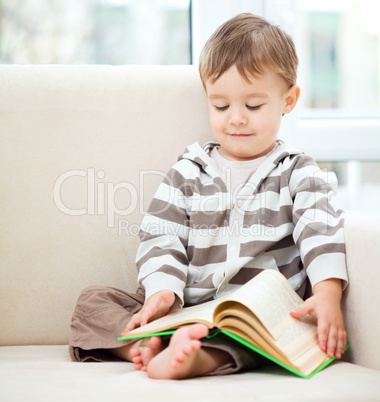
xmin=0 ymin=65 xmax=379 ymax=402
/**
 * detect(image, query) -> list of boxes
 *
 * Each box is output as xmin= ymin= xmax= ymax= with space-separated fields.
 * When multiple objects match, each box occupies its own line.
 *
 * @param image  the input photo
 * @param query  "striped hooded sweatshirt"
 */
xmin=136 ymin=140 xmax=348 ymax=306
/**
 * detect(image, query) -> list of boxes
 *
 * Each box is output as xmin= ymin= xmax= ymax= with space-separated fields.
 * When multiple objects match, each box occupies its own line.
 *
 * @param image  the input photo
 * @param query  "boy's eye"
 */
xmin=246 ymin=105 xmax=262 ymax=111
xmin=213 ymin=104 xmax=263 ymax=112
xmin=214 ymin=105 xmax=229 ymax=112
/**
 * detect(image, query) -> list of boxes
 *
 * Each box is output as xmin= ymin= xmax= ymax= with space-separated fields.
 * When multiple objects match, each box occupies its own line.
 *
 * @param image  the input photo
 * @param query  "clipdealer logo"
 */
xmin=53 ymin=168 xmax=167 ymax=232
xmin=53 ymin=167 xmax=333 ymax=237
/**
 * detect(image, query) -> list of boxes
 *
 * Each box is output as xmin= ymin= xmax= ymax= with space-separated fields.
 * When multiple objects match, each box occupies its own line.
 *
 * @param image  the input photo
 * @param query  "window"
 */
xmin=294 ymin=0 xmax=380 ymax=162
xmin=0 ymin=0 xmax=190 ymax=65
xmin=319 ymin=161 xmax=380 ymax=211
xmin=294 ymin=0 xmax=380 ymax=212
xmin=298 ymin=0 xmax=380 ymax=113
xmin=191 ymin=0 xmax=380 ymax=212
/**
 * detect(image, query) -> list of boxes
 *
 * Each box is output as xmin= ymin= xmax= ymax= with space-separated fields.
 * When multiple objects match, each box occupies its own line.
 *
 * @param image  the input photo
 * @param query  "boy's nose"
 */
xmin=229 ymin=108 xmax=248 ymax=126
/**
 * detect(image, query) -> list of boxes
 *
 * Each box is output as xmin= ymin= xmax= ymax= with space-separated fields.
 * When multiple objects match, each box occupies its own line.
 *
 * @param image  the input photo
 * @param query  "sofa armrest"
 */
xmin=342 ymin=211 xmax=380 ymax=370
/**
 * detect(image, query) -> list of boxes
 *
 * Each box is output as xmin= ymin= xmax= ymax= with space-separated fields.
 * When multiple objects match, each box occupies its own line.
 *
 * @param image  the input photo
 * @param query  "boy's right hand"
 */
xmin=122 ymin=290 xmax=176 ymax=336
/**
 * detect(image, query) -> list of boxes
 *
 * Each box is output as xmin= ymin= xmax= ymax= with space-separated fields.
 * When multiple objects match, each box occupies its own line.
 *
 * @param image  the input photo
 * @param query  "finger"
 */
xmin=326 ymin=326 xmax=338 ymax=358
xmin=289 ymin=303 xmax=312 ymax=318
xmin=122 ymin=313 xmax=141 ymax=335
xmin=139 ymin=304 xmax=158 ymax=326
xmin=317 ymin=321 xmax=329 ymax=353
xmin=124 ymin=299 xmax=160 ymax=334
xmin=139 ymin=310 xmax=151 ymax=327
xmin=335 ymin=328 xmax=347 ymax=359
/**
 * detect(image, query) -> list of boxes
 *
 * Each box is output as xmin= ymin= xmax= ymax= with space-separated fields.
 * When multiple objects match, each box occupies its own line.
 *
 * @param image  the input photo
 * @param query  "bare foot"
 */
xmin=147 ymin=324 xmax=210 ymax=379
xmin=131 ymin=336 xmax=163 ymax=371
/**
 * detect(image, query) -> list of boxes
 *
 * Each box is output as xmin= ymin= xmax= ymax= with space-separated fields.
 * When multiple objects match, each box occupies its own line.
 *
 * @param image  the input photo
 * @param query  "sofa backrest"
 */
xmin=0 ymin=65 xmax=213 ymax=345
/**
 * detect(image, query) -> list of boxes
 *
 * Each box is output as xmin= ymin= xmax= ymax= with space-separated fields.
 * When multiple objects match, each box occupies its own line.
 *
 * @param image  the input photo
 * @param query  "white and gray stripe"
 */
xmin=136 ymin=141 xmax=348 ymax=305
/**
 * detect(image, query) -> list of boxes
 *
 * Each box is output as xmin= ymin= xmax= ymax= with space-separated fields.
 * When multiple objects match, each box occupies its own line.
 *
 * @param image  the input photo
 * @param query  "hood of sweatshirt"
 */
xmin=178 ymin=140 xmax=303 ymax=194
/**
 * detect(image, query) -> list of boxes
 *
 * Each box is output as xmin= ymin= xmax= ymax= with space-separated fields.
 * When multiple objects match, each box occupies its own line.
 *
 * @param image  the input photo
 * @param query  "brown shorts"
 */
xmin=69 ymin=286 xmax=267 ymax=375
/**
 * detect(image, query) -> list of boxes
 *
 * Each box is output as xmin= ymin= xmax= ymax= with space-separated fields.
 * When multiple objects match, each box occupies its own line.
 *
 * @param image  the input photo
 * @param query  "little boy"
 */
xmin=69 ymin=13 xmax=348 ymax=379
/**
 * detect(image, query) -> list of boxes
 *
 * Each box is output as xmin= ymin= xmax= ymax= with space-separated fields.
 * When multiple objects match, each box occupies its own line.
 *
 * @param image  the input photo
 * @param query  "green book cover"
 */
xmin=118 ymin=329 xmax=348 ymax=379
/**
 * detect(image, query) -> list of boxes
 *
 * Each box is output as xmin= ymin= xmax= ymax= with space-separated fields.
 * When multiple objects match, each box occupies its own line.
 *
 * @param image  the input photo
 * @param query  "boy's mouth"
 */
xmin=229 ymin=133 xmax=252 ymax=137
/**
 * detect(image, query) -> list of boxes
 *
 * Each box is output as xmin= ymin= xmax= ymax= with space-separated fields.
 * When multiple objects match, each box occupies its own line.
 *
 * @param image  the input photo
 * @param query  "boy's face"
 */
xmin=205 ymin=65 xmax=299 ymax=161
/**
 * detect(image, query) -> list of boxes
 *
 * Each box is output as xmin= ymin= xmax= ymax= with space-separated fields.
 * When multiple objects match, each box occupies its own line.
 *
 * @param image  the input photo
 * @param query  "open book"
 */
xmin=118 ymin=269 xmax=344 ymax=378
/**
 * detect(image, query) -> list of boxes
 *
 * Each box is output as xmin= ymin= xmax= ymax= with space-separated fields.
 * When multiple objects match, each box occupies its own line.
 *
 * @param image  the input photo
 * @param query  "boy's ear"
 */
xmin=283 ymin=85 xmax=301 ymax=114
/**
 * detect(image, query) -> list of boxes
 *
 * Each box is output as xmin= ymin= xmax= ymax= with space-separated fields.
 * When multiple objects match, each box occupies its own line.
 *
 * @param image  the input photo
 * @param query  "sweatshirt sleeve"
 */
xmin=288 ymin=155 xmax=348 ymax=291
xmin=136 ymin=164 xmax=191 ymax=305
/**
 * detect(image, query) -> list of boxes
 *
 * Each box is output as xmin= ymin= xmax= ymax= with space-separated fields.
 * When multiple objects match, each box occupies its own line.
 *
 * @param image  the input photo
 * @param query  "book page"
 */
xmin=220 ymin=318 xmax=289 ymax=363
xmin=126 ymin=270 xmax=309 ymax=345
xmin=277 ymin=315 xmax=318 ymax=357
xmin=292 ymin=341 xmax=328 ymax=376
xmin=217 ymin=269 xmax=305 ymax=340
xmin=125 ymin=296 xmax=227 ymax=337
xmin=215 ymin=299 xmax=324 ymax=373
xmin=214 ymin=302 xmax=271 ymax=343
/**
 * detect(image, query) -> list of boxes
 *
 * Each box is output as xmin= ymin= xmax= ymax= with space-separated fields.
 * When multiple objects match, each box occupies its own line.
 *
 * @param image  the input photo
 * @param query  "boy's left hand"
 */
xmin=289 ymin=278 xmax=346 ymax=359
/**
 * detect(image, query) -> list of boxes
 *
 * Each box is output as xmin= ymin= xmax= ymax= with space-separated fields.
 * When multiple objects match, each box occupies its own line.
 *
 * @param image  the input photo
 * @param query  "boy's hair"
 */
xmin=199 ymin=13 xmax=298 ymax=89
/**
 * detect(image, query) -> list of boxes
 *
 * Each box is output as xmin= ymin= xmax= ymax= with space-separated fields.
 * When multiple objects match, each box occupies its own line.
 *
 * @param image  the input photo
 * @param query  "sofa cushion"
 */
xmin=1 ymin=345 xmax=379 ymax=402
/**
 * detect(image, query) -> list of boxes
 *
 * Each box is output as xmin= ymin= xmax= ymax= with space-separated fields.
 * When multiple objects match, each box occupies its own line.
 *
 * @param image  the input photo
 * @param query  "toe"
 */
xmin=133 ymin=355 xmax=143 ymax=365
xmin=149 ymin=336 xmax=162 ymax=350
xmin=189 ymin=324 xmax=209 ymax=340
